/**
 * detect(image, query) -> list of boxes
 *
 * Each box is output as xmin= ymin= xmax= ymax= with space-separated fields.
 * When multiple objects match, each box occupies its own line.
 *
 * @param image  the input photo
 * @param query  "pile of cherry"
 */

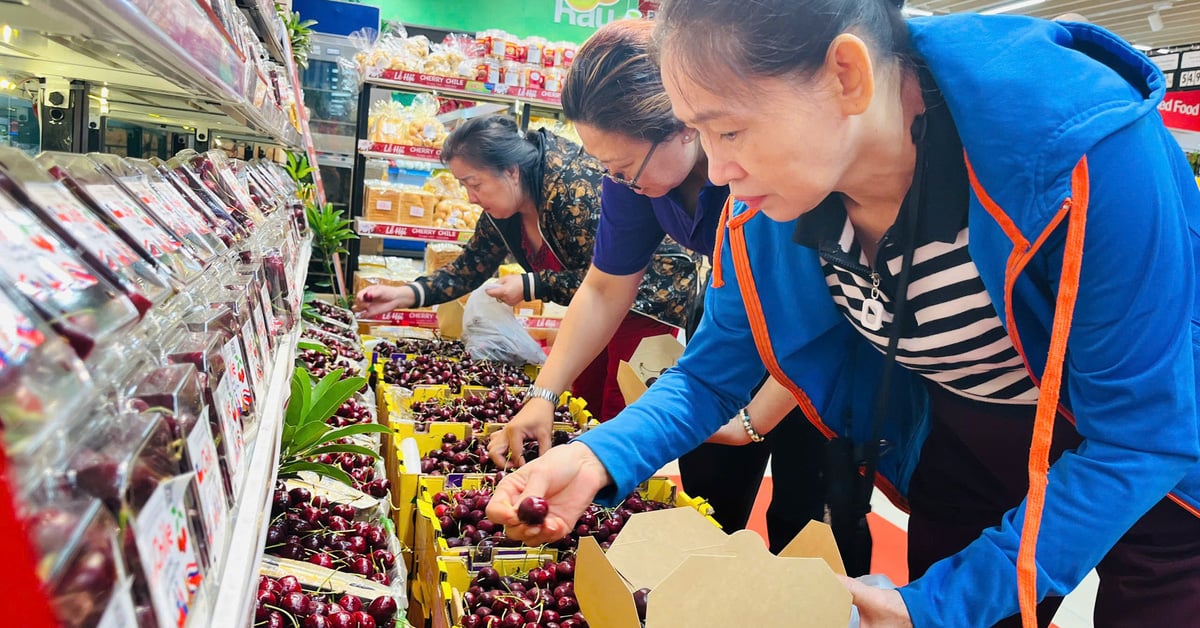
xmin=459 ymin=559 xmax=585 ymax=628
xmin=419 ymin=432 xmax=575 ymax=476
xmin=409 ymin=389 xmax=574 ymax=431
xmin=302 ymin=327 xmax=366 ymax=363
xmin=266 ymin=484 xmax=396 ymax=582
xmin=309 ymin=301 xmax=356 ymax=327
xmin=254 ymin=574 xmax=397 ymax=628
xmin=308 ymin=450 xmax=390 ymax=498
xmin=297 ymin=347 xmax=362 ymax=381
xmin=327 ymin=396 xmax=374 ymax=428
xmin=382 ymin=354 xmax=530 ymax=393
xmin=374 ymin=337 xmax=467 ymax=361
xmin=430 ymin=481 xmax=672 ymax=555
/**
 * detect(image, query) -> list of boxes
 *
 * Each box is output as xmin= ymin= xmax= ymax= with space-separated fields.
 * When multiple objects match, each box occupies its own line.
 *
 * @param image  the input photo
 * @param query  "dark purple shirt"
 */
xmin=592 ymin=177 xmax=728 ymax=275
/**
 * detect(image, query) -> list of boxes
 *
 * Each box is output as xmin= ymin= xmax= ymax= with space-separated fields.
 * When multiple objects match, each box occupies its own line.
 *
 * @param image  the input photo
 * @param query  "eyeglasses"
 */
xmin=603 ymin=141 xmax=660 ymax=191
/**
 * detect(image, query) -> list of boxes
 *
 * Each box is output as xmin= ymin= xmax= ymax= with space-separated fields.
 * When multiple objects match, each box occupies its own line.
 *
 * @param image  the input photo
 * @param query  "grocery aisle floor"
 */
xmin=659 ymin=462 xmax=1099 ymax=628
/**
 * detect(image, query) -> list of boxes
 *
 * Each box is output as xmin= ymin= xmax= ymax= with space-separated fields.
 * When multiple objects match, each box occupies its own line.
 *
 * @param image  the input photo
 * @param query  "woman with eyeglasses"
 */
xmin=354 ymin=114 xmax=698 ymax=419
xmin=485 ymin=19 xmax=837 ymax=558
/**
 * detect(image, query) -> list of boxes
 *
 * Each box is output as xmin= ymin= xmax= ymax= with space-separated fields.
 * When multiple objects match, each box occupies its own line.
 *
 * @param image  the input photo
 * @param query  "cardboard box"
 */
xmin=398 ymin=188 xmax=438 ymax=227
xmin=575 ymin=508 xmax=851 ymax=628
xmin=513 ymin=299 xmax=544 ymax=317
xmin=424 ymin=243 xmax=464 ymax=272
xmin=616 ymin=335 xmax=685 ymax=405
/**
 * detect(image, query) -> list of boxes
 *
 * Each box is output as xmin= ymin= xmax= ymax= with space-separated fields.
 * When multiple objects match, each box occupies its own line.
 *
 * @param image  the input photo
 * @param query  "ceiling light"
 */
xmin=1133 ymin=44 xmax=1153 ymax=51
xmin=1157 ymin=48 xmax=1172 ymax=54
xmin=902 ymin=6 xmax=934 ymax=16
xmin=1149 ymin=12 xmax=1165 ymax=32
xmin=980 ymin=0 xmax=1046 ymax=15
xmin=1 ymin=25 xmax=15 ymax=45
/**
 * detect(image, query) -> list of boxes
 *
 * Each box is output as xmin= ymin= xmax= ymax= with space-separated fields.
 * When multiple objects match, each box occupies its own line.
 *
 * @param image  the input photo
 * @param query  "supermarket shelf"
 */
xmin=238 ymin=0 xmax=290 ymax=66
xmin=358 ymin=140 xmax=444 ymax=165
xmin=208 ymin=242 xmax=309 ymax=626
xmin=357 ymin=218 xmax=474 ymax=244
xmin=1 ymin=0 xmax=301 ymax=148
xmin=365 ymin=69 xmax=563 ymax=111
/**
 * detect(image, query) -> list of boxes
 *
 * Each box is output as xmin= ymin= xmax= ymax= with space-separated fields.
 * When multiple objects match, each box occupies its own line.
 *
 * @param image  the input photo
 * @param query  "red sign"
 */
xmin=361 ymin=221 xmax=473 ymax=243
xmin=1159 ymin=90 xmax=1200 ymax=132
xmin=358 ymin=141 xmax=442 ymax=162
xmin=521 ymin=317 xmax=562 ymax=330
xmin=369 ymin=69 xmax=562 ymax=107
xmin=367 ymin=309 xmax=439 ymax=327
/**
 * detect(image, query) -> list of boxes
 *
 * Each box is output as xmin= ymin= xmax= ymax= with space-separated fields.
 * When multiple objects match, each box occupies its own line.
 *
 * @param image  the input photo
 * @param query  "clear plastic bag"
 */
xmin=461 ymin=285 xmax=545 ymax=366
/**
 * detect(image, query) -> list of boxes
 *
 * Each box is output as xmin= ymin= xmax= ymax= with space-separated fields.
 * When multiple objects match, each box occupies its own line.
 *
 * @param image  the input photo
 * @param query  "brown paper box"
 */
xmin=576 ymin=508 xmax=852 ymax=628
xmin=616 ymin=334 xmax=685 ymax=405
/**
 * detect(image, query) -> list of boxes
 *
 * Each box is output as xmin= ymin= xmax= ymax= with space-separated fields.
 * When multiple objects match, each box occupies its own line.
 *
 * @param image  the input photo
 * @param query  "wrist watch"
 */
xmin=523 ymin=385 xmax=560 ymax=405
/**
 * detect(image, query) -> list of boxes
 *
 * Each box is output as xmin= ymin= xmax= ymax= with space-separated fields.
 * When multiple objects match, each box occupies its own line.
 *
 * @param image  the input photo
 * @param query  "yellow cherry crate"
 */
xmin=430 ymin=554 xmax=556 ymax=628
xmin=383 ymin=391 xmax=591 ymax=580
xmin=412 ymin=475 xmax=717 ymax=617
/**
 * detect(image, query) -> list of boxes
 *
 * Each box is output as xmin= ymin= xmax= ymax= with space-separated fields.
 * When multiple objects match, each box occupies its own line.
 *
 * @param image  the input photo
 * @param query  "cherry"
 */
xmin=338 ymin=595 xmax=363 ymax=613
xmin=367 ymin=597 xmax=398 ymax=623
xmin=265 ymin=611 xmax=286 ymax=628
xmin=309 ymin=553 xmax=335 ymax=569
xmin=280 ymin=591 xmax=311 ymax=616
xmin=303 ymin=615 xmax=329 ymax=628
xmin=327 ymin=612 xmax=354 ymax=628
xmin=633 ymin=587 xmax=650 ymax=621
xmin=278 ymin=575 xmax=302 ymax=594
xmin=517 ymin=497 xmax=549 ymax=525
xmin=351 ymin=611 xmax=376 ymax=628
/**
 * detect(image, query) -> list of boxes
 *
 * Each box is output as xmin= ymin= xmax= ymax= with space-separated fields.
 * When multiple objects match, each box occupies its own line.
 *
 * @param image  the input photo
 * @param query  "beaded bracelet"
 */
xmin=739 ymin=408 xmax=765 ymax=443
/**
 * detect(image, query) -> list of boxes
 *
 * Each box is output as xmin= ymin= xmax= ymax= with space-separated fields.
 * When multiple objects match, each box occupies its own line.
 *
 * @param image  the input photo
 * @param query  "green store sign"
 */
xmin=370 ymin=0 xmax=645 ymax=42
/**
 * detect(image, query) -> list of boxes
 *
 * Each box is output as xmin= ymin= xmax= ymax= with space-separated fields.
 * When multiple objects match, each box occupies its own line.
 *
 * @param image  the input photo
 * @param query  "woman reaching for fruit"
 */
xmin=489 ymin=1 xmax=1200 ymax=626
xmin=485 ymin=19 xmax=840 ymax=561
xmin=353 ymin=115 xmax=698 ymax=420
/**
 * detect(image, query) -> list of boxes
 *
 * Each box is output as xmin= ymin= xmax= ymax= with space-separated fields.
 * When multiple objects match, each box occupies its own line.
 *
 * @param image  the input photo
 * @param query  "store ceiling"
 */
xmin=908 ymin=0 xmax=1200 ymax=51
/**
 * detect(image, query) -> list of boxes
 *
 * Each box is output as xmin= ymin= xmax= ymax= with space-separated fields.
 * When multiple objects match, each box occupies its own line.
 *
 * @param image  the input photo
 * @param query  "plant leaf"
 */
xmin=289 ymin=421 xmax=334 ymax=456
xmin=277 ymin=461 xmax=354 ymax=487
xmin=303 ymin=443 xmax=380 ymax=459
xmin=307 ymin=368 xmax=347 ymax=411
xmin=297 ymin=339 xmax=330 ymax=355
xmin=304 ymin=376 xmax=368 ymax=428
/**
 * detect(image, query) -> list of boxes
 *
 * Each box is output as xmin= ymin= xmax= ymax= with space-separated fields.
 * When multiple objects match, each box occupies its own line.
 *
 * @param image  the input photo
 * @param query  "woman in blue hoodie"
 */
xmin=487 ymin=1 xmax=1200 ymax=627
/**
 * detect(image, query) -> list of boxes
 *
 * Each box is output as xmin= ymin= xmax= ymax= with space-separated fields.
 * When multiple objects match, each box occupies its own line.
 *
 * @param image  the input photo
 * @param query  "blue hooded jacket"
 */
xmin=575 ymin=14 xmax=1200 ymax=627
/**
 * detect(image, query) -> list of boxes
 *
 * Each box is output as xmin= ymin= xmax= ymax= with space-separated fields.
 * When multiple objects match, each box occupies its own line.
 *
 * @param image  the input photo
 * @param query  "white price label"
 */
xmin=126 ymin=180 xmax=194 ymax=237
xmin=409 ymin=205 xmax=426 ymax=217
xmin=150 ymin=182 xmax=214 ymax=235
xmin=132 ymin=475 xmax=204 ymax=628
xmin=26 ymin=183 xmax=140 ymax=272
xmin=186 ymin=418 xmax=229 ymax=565
xmin=0 ymin=293 xmax=44 ymax=375
xmin=86 ymin=184 xmax=181 ymax=255
xmin=0 ymin=193 xmax=99 ymax=302
xmin=375 ymin=200 xmax=393 ymax=211
xmin=1180 ymin=69 xmax=1200 ymax=88
xmin=241 ymin=320 xmax=266 ymax=401
xmin=213 ymin=375 xmax=245 ymax=496
xmin=221 ymin=337 xmax=254 ymax=419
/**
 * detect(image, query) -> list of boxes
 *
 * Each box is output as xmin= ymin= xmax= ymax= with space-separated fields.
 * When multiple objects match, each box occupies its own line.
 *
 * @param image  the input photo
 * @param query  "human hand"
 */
xmin=353 ymin=284 xmax=414 ymax=317
xmin=484 ymin=274 xmax=527 ymax=306
xmin=485 ymin=442 xmax=612 ymax=546
xmin=839 ymin=576 xmax=912 ymax=628
xmin=487 ymin=398 xmax=555 ymax=467
xmin=705 ymin=414 xmax=752 ymax=445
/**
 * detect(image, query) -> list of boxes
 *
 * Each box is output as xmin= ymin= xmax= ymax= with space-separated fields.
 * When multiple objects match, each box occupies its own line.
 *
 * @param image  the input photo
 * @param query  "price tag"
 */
xmin=125 ymin=180 xmax=194 ymax=238
xmin=26 ymin=183 xmax=140 ymax=272
xmin=241 ymin=320 xmax=266 ymax=400
xmin=213 ymin=375 xmax=245 ymax=496
xmin=86 ymin=184 xmax=181 ymax=255
xmin=186 ymin=418 xmax=229 ymax=567
xmin=1181 ymin=69 xmax=1200 ymax=88
xmin=0 ymin=293 xmax=44 ymax=375
xmin=260 ymin=284 xmax=278 ymax=334
xmin=221 ymin=338 xmax=254 ymax=421
xmin=132 ymin=474 xmax=204 ymax=628
xmin=0 ymin=193 xmax=99 ymax=302
xmin=149 ymin=182 xmax=215 ymax=235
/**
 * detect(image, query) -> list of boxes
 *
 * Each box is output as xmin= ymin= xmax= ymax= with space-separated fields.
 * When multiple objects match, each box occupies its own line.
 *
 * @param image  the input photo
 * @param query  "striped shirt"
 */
xmin=793 ymin=70 xmax=1039 ymax=405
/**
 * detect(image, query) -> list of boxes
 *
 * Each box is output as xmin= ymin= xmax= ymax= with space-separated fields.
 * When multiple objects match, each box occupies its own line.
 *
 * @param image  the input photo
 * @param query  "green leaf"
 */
xmin=304 ymin=376 xmax=368 ymax=428
xmin=318 ymin=423 xmax=393 ymax=443
xmin=308 ymin=368 xmax=347 ymax=412
xmin=303 ymin=443 xmax=380 ymax=459
xmin=289 ymin=421 xmax=334 ymax=456
xmin=297 ymin=339 xmax=330 ymax=355
xmin=277 ymin=461 xmax=354 ymax=487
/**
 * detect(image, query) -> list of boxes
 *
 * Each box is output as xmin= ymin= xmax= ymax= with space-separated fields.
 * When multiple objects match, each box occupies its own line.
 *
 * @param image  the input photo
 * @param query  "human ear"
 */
xmin=824 ymin=33 xmax=875 ymax=117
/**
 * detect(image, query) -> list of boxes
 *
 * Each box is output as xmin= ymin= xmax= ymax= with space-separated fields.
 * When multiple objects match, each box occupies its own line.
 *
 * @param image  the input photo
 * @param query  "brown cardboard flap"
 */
xmin=616 ymin=360 xmax=648 ymax=405
xmin=646 ymin=554 xmax=852 ymax=628
xmin=575 ymin=536 xmax=640 ymax=628
xmin=778 ymin=520 xmax=847 ymax=576
xmin=627 ymin=335 xmax=684 ymax=380
xmin=436 ymin=300 xmax=463 ymax=339
xmin=604 ymin=508 xmax=731 ymax=590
